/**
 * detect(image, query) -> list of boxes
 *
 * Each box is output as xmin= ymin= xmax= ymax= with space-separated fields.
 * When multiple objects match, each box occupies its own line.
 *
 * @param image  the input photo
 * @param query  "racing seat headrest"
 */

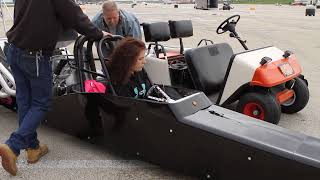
xmin=185 ymin=43 xmax=234 ymax=94
xmin=169 ymin=20 xmax=193 ymax=38
xmin=142 ymin=22 xmax=171 ymax=42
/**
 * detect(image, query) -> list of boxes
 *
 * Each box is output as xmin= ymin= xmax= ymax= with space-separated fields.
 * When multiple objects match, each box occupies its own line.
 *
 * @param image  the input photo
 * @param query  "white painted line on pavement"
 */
xmin=16 ymin=160 xmax=156 ymax=169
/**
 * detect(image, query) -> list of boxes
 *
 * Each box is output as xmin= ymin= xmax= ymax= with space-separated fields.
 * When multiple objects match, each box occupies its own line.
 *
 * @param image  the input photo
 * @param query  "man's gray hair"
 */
xmin=102 ymin=0 xmax=118 ymax=11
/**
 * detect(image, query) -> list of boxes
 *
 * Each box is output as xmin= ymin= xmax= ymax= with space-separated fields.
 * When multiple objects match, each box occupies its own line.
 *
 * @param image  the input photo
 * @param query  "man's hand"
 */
xmin=102 ymin=31 xmax=112 ymax=37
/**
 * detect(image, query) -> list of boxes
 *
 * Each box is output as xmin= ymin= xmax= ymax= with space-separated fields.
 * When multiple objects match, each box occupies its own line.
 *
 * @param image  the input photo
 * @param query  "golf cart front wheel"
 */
xmin=281 ymin=77 xmax=309 ymax=114
xmin=237 ymin=92 xmax=281 ymax=124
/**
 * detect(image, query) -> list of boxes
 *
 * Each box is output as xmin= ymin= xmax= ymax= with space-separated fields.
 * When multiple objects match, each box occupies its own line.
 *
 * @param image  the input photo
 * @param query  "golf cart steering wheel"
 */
xmin=146 ymin=85 xmax=174 ymax=103
xmin=216 ymin=15 xmax=240 ymax=34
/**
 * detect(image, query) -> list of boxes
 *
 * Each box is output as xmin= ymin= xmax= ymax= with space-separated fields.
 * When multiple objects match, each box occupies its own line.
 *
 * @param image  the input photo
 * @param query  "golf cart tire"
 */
xmin=281 ymin=77 xmax=309 ymax=114
xmin=306 ymin=9 xmax=315 ymax=16
xmin=222 ymin=6 xmax=231 ymax=10
xmin=237 ymin=92 xmax=281 ymax=124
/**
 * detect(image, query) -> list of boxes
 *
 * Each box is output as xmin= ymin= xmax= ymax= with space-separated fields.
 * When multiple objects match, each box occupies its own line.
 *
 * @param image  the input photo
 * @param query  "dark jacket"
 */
xmin=6 ymin=0 xmax=103 ymax=51
xmin=113 ymin=70 xmax=152 ymax=99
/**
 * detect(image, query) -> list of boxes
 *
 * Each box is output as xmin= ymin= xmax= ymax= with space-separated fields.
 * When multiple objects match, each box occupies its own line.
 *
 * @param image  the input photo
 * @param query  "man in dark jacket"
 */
xmin=0 ymin=0 xmax=109 ymax=176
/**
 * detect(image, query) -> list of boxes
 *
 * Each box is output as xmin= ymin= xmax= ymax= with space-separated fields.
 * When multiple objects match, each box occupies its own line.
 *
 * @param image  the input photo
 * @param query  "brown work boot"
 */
xmin=0 ymin=144 xmax=18 ymax=176
xmin=26 ymin=144 xmax=49 ymax=164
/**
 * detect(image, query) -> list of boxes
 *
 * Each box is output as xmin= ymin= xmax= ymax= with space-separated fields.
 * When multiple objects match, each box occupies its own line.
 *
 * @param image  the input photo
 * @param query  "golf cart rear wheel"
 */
xmin=237 ymin=92 xmax=281 ymax=124
xmin=281 ymin=77 xmax=309 ymax=114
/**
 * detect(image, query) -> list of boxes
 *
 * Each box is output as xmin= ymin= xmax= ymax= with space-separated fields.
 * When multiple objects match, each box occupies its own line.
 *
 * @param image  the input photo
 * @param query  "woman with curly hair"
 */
xmin=108 ymin=37 xmax=152 ymax=98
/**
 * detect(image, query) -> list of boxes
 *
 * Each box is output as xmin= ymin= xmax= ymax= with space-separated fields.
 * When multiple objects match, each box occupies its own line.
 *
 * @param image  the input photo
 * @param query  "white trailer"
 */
xmin=194 ymin=0 xmax=218 ymax=10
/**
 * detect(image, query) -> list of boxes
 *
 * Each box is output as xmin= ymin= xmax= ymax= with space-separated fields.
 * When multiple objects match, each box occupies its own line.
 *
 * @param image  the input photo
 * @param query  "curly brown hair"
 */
xmin=108 ymin=37 xmax=145 ymax=85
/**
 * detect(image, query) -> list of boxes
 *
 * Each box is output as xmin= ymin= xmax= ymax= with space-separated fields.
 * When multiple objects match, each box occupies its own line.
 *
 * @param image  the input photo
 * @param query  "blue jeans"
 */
xmin=4 ymin=44 xmax=52 ymax=156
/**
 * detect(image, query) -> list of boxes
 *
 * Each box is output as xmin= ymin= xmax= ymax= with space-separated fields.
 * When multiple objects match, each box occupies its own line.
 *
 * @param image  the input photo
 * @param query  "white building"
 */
xmin=294 ymin=0 xmax=313 ymax=4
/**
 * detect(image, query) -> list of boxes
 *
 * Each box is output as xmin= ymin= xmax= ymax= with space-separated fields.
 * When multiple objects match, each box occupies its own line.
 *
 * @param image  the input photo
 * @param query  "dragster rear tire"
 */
xmin=281 ymin=77 xmax=309 ymax=114
xmin=237 ymin=92 xmax=281 ymax=124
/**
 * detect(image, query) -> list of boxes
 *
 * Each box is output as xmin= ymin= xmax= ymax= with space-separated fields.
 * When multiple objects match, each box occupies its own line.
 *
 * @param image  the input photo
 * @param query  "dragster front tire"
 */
xmin=237 ymin=92 xmax=281 ymax=124
xmin=281 ymin=77 xmax=309 ymax=114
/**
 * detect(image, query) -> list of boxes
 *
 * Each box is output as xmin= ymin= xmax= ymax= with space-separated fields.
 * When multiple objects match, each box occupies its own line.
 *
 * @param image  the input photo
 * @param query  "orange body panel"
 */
xmin=276 ymin=89 xmax=294 ymax=104
xmin=251 ymin=55 xmax=301 ymax=87
xmin=159 ymin=52 xmax=181 ymax=59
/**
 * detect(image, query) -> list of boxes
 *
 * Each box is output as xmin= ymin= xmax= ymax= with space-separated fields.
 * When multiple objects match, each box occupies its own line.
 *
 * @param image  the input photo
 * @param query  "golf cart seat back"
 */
xmin=168 ymin=20 xmax=193 ymax=57
xmin=169 ymin=20 xmax=193 ymax=39
xmin=185 ymin=43 xmax=234 ymax=94
xmin=142 ymin=22 xmax=172 ymax=59
xmin=142 ymin=22 xmax=171 ymax=42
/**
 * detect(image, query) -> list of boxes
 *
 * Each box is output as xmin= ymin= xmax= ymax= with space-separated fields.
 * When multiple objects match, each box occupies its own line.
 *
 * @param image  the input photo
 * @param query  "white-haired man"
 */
xmin=92 ymin=0 xmax=142 ymax=39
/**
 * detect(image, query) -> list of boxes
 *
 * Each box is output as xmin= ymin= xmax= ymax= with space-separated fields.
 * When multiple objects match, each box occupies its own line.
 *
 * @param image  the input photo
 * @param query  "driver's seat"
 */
xmin=184 ymin=43 xmax=234 ymax=95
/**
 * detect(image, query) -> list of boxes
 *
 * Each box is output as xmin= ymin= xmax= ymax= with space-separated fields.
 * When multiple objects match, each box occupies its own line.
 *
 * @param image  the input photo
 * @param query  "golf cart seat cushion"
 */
xmin=169 ymin=20 xmax=193 ymax=38
xmin=142 ymin=22 xmax=171 ymax=42
xmin=185 ymin=43 xmax=234 ymax=93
